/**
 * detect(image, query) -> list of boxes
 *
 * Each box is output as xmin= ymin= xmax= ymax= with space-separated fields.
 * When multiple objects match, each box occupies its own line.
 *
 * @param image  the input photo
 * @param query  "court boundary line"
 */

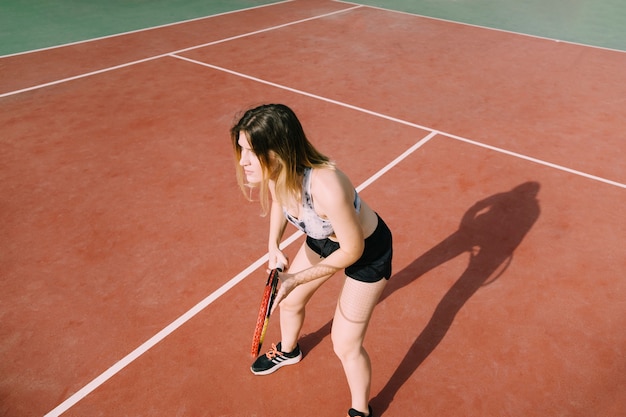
xmin=441 ymin=133 xmax=626 ymax=189
xmin=42 ymin=127 xmax=436 ymax=417
xmin=0 ymin=5 xmax=363 ymax=99
xmin=0 ymin=0 xmax=294 ymax=59
xmin=4 ymin=0 xmax=623 ymax=58
xmin=172 ymin=54 xmax=626 ymax=190
xmin=338 ymin=0 xmax=626 ymax=54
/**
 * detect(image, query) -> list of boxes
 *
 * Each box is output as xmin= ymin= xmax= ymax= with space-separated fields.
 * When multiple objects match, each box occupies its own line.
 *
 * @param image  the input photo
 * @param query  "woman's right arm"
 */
xmin=268 ymin=181 xmax=289 ymax=269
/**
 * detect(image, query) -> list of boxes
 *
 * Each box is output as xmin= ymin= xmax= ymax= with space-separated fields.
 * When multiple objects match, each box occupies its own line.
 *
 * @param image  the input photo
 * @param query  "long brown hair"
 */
xmin=230 ymin=104 xmax=334 ymax=214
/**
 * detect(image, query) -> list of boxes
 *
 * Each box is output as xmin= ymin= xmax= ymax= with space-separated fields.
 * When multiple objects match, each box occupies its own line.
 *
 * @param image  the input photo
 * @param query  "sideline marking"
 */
xmin=0 ymin=5 xmax=362 ymax=98
xmin=443 ymin=132 xmax=626 ymax=189
xmin=173 ymin=55 xmax=436 ymax=133
xmin=338 ymin=0 xmax=626 ymax=53
xmin=172 ymin=55 xmax=626 ymax=190
xmin=0 ymin=1 xmax=294 ymax=58
xmin=43 ymin=128 xmax=434 ymax=417
xmin=44 ymin=255 xmax=269 ymax=417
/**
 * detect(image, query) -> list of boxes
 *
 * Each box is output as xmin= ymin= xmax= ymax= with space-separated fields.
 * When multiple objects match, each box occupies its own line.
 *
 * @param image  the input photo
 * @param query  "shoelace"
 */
xmin=265 ymin=343 xmax=281 ymax=359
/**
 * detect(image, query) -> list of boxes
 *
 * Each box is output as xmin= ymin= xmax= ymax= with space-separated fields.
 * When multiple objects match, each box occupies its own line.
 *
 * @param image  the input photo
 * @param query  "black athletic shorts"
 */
xmin=305 ymin=214 xmax=393 ymax=283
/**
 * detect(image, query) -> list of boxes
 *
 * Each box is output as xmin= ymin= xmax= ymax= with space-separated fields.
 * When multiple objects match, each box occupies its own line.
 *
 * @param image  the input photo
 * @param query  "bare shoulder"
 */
xmin=312 ymin=166 xmax=353 ymax=190
xmin=310 ymin=167 xmax=355 ymax=208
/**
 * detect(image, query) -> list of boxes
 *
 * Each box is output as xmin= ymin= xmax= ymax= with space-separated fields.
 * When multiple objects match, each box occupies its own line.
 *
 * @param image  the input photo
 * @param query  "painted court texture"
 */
xmin=1 ymin=1 xmax=625 ymax=416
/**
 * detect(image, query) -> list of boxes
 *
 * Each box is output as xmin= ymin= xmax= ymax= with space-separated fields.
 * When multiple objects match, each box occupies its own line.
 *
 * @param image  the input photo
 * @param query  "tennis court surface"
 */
xmin=1 ymin=1 xmax=625 ymax=416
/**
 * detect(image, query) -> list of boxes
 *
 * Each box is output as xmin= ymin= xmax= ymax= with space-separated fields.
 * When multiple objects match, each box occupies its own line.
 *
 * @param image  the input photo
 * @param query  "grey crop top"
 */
xmin=284 ymin=167 xmax=361 ymax=240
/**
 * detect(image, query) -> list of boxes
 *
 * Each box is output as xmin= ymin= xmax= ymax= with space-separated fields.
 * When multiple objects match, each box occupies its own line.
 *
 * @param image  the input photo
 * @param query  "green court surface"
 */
xmin=357 ymin=0 xmax=626 ymax=51
xmin=1 ymin=0 xmax=625 ymax=56
xmin=0 ymin=0 xmax=277 ymax=56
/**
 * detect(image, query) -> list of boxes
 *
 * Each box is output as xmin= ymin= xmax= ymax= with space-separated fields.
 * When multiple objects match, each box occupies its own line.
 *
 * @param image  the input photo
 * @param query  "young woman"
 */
xmin=231 ymin=104 xmax=392 ymax=417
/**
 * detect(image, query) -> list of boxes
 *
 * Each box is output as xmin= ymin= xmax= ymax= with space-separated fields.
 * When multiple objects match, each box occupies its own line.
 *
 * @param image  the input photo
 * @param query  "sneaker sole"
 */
xmin=250 ymin=352 xmax=302 ymax=376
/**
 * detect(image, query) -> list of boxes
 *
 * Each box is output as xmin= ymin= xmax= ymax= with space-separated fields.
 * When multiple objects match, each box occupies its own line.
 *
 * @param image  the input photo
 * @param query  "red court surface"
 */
xmin=1 ymin=1 xmax=625 ymax=416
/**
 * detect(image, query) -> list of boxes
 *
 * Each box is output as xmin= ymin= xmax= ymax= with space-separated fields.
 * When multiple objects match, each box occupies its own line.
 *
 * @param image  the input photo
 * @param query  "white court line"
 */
xmin=443 ymin=132 xmax=626 ymax=189
xmin=43 ymin=129 xmax=436 ymax=417
xmin=338 ymin=1 xmax=626 ymax=54
xmin=173 ymin=54 xmax=437 ymax=133
xmin=172 ymin=55 xmax=626 ymax=190
xmin=0 ymin=5 xmax=363 ymax=99
xmin=0 ymin=1 xmax=294 ymax=58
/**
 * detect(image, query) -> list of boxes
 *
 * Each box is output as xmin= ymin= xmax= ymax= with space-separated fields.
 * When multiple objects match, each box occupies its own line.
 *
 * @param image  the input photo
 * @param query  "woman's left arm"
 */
xmin=311 ymin=168 xmax=365 ymax=269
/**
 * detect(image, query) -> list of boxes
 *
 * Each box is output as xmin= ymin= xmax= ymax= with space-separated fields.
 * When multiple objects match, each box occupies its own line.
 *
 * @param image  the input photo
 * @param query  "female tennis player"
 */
xmin=231 ymin=104 xmax=392 ymax=417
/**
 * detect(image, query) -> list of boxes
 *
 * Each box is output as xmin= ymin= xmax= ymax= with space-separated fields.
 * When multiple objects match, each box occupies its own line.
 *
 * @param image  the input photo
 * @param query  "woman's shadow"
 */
xmin=299 ymin=181 xmax=541 ymax=414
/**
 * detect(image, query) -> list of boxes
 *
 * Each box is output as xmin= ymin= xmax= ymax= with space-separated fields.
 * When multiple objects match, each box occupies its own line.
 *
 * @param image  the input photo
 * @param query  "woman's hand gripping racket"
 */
xmin=251 ymin=262 xmax=284 ymax=357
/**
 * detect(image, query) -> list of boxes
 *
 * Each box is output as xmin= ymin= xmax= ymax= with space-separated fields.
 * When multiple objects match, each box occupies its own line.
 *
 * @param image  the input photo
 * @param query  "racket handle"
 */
xmin=275 ymin=262 xmax=285 ymax=272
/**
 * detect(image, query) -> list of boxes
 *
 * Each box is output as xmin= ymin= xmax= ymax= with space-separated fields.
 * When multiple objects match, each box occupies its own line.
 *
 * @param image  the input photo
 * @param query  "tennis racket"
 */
xmin=251 ymin=262 xmax=284 ymax=357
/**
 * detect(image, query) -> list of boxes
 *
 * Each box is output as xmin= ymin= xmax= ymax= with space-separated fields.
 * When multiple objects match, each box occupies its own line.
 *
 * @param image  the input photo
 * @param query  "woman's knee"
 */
xmin=331 ymin=327 xmax=363 ymax=360
xmin=279 ymin=295 xmax=306 ymax=316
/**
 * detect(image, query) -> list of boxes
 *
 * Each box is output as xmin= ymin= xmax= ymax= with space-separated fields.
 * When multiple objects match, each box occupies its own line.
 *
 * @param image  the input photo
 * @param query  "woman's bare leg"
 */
xmin=278 ymin=243 xmax=334 ymax=352
xmin=332 ymin=277 xmax=387 ymax=415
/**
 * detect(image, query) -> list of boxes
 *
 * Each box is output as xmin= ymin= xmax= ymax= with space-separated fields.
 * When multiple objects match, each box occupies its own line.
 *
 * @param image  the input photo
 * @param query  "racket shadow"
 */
xmin=299 ymin=182 xmax=541 ymax=414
